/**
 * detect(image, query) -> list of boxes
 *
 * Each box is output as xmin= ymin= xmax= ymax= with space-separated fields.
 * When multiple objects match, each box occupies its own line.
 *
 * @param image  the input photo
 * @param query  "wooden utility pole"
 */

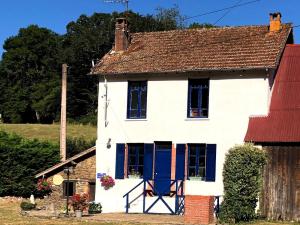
xmin=60 ymin=64 xmax=67 ymax=162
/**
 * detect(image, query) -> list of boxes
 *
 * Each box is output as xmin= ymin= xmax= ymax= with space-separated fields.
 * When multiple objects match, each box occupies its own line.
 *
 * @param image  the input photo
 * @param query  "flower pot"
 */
xmin=189 ymin=176 xmax=203 ymax=181
xmin=75 ymin=210 xmax=83 ymax=218
xmin=128 ymin=175 xmax=141 ymax=179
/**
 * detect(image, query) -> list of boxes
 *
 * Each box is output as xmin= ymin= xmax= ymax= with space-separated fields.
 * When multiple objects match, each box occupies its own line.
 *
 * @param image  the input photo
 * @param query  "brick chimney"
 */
xmin=115 ymin=18 xmax=129 ymax=52
xmin=269 ymin=12 xmax=282 ymax=32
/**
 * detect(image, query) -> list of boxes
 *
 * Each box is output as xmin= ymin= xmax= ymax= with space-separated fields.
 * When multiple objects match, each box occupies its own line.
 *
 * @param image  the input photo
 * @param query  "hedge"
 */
xmin=0 ymin=131 xmax=59 ymax=197
xmin=219 ymin=144 xmax=267 ymax=223
xmin=0 ymin=131 xmax=95 ymax=197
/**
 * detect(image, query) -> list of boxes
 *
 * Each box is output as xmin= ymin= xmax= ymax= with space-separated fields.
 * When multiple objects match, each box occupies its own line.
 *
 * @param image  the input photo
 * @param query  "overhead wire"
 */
xmin=183 ymin=0 xmax=260 ymax=21
xmin=213 ymin=0 xmax=244 ymax=26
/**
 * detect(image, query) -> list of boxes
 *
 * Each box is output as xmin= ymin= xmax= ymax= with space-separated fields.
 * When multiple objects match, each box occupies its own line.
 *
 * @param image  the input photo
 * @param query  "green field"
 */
xmin=0 ymin=123 xmax=97 ymax=143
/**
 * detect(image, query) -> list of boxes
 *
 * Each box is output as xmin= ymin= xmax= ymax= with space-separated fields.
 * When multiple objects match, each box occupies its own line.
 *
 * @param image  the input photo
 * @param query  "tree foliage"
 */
xmin=0 ymin=7 xmax=214 ymax=124
xmin=219 ymin=144 xmax=267 ymax=223
xmin=189 ymin=22 xmax=216 ymax=29
xmin=0 ymin=25 xmax=62 ymax=123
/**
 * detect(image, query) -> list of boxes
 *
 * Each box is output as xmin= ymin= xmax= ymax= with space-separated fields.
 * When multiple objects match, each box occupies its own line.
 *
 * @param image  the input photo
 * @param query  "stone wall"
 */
xmin=38 ymin=154 xmax=96 ymax=211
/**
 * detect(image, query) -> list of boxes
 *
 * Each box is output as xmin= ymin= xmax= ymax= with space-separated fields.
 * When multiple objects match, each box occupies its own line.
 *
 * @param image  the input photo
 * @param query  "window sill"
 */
xmin=127 ymin=176 xmax=142 ymax=179
xmin=185 ymin=118 xmax=209 ymax=121
xmin=188 ymin=177 xmax=206 ymax=181
xmin=125 ymin=119 xmax=147 ymax=121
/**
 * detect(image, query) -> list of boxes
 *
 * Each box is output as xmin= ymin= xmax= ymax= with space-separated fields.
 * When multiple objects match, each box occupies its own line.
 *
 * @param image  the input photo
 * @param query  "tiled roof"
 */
xmin=90 ymin=24 xmax=292 ymax=75
xmin=244 ymin=45 xmax=300 ymax=143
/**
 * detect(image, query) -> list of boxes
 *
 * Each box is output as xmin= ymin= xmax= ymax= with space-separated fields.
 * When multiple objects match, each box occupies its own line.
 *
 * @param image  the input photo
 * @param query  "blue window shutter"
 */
xmin=206 ymin=144 xmax=217 ymax=182
xmin=143 ymin=143 xmax=154 ymax=180
xmin=115 ymin=143 xmax=125 ymax=179
xmin=175 ymin=144 xmax=186 ymax=180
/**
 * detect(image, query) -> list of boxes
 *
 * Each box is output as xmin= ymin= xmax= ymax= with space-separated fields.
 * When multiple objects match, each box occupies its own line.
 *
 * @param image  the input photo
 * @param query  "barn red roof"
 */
xmin=90 ymin=24 xmax=292 ymax=75
xmin=244 ymin=45 xmax=300 ymax=143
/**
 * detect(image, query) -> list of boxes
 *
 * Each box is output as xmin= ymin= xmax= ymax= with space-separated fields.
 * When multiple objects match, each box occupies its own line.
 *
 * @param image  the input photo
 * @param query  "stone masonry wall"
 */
xmin=38 ymin=154 xmax=96 ymax=211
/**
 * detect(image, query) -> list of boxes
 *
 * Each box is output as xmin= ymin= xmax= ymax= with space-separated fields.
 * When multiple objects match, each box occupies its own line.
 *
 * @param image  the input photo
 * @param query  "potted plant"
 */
xmin=36 ymin=178 xmax=52 ymax=196
xmin=88 ymin=202 xmax=102 ymax=214
xmin=100 ymin=175 xmax=115 ymax=190
xmin=37 ymin=178 xmax=52 ymax=191
xmin=70 ymin=193 xmax=88 ymax=218
xmin=128 ymin=169 xmax=141 ymax=179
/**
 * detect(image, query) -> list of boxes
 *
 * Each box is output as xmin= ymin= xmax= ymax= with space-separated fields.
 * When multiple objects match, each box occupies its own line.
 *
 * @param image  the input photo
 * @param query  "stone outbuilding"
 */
xmin=35 ymin=146 xmax=96 ymax=210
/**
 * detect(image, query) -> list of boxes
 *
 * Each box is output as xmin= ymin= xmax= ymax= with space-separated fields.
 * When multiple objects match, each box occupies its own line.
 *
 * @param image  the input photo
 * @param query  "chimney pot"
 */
xmin=115 ymin=18 xmax=130 ymax=52
xmin=269 ymin=12 xmax=282 ymax=32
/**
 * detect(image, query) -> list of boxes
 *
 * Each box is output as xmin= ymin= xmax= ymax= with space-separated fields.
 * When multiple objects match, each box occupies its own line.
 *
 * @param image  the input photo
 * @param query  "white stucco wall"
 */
xmin=95 ymin=71 xmax=270 ymax=213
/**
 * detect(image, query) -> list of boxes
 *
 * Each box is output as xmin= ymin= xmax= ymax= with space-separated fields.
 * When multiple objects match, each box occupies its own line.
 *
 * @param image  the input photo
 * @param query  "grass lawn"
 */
xmin=0 ymin=200 xmax=134 ymax=225
xmin=0 ymin=200 xmax=299 ymax=225
xmin=0 ymin=123 xmax=97 ymax=143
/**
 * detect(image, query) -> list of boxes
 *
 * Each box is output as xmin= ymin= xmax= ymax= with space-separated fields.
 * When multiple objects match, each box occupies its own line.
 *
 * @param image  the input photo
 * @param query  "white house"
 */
xmin=90 ymin=13 xmax=293 ymax=216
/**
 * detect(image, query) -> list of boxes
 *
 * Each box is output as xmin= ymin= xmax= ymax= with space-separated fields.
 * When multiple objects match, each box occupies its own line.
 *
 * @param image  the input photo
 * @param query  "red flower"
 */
xmin=37 ymin=178 xmax=52 ymax=191
xmin=100 ymin=175 xmax=115 ymax=190
xmin=70 ymin=193 xmax=89 ymax=211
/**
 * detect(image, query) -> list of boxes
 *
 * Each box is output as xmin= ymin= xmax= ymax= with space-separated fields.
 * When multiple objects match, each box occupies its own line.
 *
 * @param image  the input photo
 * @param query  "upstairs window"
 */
xmin=128 ymin=144 xmax=144 ymax=177
xmin=188 ymin=79 xmax=209 ymax=118
xmin=188 ymin=144 xmax=207 ymax=179
xmin=127 ymin=81 xmax=147 ymax=119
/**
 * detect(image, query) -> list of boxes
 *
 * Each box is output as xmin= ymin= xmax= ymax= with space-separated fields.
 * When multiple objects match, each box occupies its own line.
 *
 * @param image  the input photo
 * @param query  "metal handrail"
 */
xmin=123 ymin=179 xmax=185 ymax=214
xmin=122 ymin=179 xmax=144 ymax=198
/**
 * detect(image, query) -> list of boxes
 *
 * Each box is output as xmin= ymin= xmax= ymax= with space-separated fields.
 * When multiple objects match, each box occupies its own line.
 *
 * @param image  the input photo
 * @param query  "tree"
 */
xmin=61 ymin=9 xmax=185 ymax=121
xmin=219 ymin=144 xmax=267 ymax=223
xmin=189 ymin=22 xmax=216 ymax=29
xmin=0 ymin=25 xmax=62 ymax=123
xmin=0 ymin=8 xmax=212 ymax=124
xmin=155 ymin=5 xmax=186 ymax=30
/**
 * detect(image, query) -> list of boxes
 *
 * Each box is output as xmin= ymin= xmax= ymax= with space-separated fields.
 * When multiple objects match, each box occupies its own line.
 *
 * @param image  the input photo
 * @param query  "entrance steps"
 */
xmin=127 ymin=196 xmax=176 ymax=214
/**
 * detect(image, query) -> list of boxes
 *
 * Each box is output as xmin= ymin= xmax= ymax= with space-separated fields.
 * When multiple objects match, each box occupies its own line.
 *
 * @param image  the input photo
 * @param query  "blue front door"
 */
xmin=154 ymin=143 xmax=172 ymax=195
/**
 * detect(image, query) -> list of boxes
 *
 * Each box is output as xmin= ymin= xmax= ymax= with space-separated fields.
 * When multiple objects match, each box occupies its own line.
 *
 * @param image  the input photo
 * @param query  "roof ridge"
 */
xmin=35 ymin=146 xmax=96 ymax=178
xmin=131 ymin=23 xmax=292 ymax=36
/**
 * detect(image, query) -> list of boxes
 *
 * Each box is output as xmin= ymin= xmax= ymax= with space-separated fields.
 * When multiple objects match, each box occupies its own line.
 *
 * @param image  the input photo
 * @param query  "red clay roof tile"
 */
xmin=91 ymin=24 xmax=292 ymax=75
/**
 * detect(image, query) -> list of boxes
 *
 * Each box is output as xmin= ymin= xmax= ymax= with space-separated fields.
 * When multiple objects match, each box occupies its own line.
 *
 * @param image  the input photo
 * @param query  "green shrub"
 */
xmin=219 ymin=144 xmax=267 ymax=223
xmin=67 ymin=113 xmax=97 ymax=126
xmin=88 ymin=202 xmax=102 ymax=214
xmin=20 ymin=201 xmax=36 ymax=211
xmin=0 ymin=131 xmax=59 ymax=197
xmin=66 ymin=137 xmax=96 ymax=158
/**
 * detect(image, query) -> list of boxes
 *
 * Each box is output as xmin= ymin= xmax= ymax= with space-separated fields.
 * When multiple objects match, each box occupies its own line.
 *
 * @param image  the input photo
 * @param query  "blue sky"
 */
xmin=1 ymin=0 xmax=300 ymax=56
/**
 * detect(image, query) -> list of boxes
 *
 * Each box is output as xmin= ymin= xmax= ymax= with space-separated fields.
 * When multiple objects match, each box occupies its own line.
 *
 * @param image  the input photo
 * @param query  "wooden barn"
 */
xmin=245 ymin=44 xmax=300 ymax=221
